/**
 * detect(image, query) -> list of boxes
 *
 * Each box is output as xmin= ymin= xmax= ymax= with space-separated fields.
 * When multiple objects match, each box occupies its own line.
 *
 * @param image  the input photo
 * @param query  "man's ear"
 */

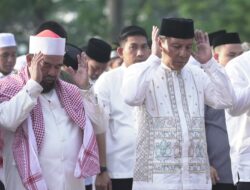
xmin=214 ymin=53 xmax=219 ymax=61
xmin=117 ymin=47 xmax=123 ymax=58
xmin=158 ymin=38 xmax=164 ymax=51
xmin=26 ymin=54 xmax=33 ymax=67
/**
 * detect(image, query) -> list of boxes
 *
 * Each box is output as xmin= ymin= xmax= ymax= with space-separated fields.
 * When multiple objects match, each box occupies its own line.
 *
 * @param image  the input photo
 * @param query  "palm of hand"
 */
xmin=72 ymin=65 xmax=88 ymax=88
xmin=195 ymin=42 xmax=212 ymax=64
xmin=192 ymin=30 xmax=212 ymax=64
xmin=66 ymin=52 xmax=89 ymax=89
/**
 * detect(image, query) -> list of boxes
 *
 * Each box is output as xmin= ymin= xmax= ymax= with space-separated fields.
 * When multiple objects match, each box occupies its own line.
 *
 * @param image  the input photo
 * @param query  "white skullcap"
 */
xmin=29 ymin=29 xmax=65 ymax=55
xmin=0 ymin=33 xmax=16 ymax=48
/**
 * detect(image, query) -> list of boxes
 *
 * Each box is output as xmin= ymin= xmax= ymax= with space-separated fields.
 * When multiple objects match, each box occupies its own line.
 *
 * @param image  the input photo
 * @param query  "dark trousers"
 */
xmin=111 ymin=178 xmax=133 ymax=190
xmin=212 ymin=183 xmax=236 ymax=190
xmin=237 ymin=182 xmax=250 ymax=190
xmin=0 ymin=181 xmax=4 ymax=190
xmin=85 ymin=184 xmax=92 ymax=190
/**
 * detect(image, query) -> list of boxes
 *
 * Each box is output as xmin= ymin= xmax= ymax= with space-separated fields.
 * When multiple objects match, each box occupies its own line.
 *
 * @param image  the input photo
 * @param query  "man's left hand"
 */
xmin=95 ymin=171 xmax=112 ymax=190
xmin=192 ymin=29 xmax=212 ymax=64
xmin=65 ymin=52 xmax=90 ymax=89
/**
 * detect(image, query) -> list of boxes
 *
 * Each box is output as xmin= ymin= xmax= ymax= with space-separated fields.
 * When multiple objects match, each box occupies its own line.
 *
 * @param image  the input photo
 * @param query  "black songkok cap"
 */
xmin=208 ymin=30 xmax=226 ymax=46
xmin=85 ymin=38 xmax=112 ymax=63
xmin=63 ymin=43 xmax=82 ymax=70
xmin=213 ymin=32 xmax=241 ymax=48
xmin=159 ymin=17 xmax=194 ymax=39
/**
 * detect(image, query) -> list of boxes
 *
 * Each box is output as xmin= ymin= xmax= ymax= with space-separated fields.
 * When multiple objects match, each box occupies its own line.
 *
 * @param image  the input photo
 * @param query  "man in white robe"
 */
xmin=121 ymin=18 xmax=235 ymax=190
xmin=0 ymin=30 xmax=106 ymax=190
xmin=0 ymin=33 xmax=16 ymax=78
xmin=62 ymin=41 xmax=112 ymax=190
xmin=94 ymin=25 xmax=150 ymax=190
xmin=0 ymin=32 xmax=17 ymax=190
xmin=225 ymin=50 xmax=250 ymax=190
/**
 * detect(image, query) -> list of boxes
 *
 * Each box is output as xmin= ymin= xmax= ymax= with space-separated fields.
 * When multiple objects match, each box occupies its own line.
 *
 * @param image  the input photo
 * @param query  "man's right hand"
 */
xmin=28 ymin=52 xmax=44 ymax=83
xmin=210 ymin=166 xmax=220 ymax=185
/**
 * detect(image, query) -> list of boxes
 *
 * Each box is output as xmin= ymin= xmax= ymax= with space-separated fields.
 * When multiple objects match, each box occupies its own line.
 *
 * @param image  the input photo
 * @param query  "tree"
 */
xmin=0 ymin=0 xmax=250 ymax=54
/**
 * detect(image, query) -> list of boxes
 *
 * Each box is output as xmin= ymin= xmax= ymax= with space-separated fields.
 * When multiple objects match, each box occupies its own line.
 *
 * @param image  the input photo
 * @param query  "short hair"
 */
xmin=35 ymin=20 xmax=67 ymax=40
xmin=63 ymin=43 xmax=82 ymax=70
xmin=118 ymin=25 xmax=148 ymax=45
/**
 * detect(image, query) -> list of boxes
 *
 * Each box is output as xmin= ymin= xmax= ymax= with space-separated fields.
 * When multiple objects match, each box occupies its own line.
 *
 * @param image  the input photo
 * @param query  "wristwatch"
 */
xmin=100 ymin=166 xmax=107 ymax=174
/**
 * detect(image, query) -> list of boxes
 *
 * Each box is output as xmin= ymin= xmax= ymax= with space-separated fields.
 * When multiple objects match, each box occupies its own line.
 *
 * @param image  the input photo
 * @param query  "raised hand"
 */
xmin=28 ymin=52 xmax=44 ymax=83
xmin=192 ymin=29 xmax=212 ymax=64
xmin=70 ymin=52 xmax=90 ymax=89
xmin=151 ymin=25 xmax=161 ymax=57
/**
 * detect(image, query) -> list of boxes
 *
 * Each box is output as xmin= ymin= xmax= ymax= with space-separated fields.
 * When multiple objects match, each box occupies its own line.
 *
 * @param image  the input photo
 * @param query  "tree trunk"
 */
xmin=107 ymin=0 xmax=123 ymax=44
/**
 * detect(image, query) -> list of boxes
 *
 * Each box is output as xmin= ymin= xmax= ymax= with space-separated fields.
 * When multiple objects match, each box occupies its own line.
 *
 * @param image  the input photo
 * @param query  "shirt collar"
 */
xmin=160 ymin=62 xmax=182 ymax=75
xmin=0 ymin=72 xmax=5 ymax=78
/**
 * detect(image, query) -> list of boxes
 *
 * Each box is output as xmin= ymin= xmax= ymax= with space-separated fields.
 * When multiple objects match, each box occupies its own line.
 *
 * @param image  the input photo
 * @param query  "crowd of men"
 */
xmin=0 ymin=17 xmax=250 ymax=190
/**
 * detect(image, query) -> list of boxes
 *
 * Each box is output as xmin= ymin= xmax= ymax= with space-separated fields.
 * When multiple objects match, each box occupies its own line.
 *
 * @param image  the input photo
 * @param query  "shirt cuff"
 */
xmin=200 ymin=57 xmax=222 ymax=72
xmin=24 ymin=79 xmax=43 ymax=98
xmin=80 ymin=86 xmax=98 ymax=104
xmin=148 ymin=54 xmax=161 ymax=63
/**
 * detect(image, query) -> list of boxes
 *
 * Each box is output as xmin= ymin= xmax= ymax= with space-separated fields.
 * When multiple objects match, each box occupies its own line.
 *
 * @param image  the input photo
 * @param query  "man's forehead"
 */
xmin=0 ymin=46 xmax=17 ymax=52
xmin=167 ymin=37 xmax=193 ymax=44
xmin=43 ymin=54 xmax=64 ymax=62
xmin=126 ymin=35 xmax=148 ymax=43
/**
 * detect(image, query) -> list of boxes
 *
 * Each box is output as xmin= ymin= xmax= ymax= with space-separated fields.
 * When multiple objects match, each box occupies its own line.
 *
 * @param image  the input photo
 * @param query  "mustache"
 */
xmin=43 ymin=76 xmax=57 ymax=80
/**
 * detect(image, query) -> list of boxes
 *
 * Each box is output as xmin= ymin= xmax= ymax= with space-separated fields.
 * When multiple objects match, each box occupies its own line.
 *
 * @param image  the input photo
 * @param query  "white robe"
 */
xmin=121 ymin=55 xmax=234 ymax=190
xmin=0 ymin=79 xmax=105 ymax=190
xmin=225 ymin=51 xmax=250 ymax=184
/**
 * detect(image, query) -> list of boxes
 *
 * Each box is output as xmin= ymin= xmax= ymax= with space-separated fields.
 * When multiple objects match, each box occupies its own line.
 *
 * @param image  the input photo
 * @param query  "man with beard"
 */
xmin=94 ymin=25 xmax=150 ymax=190
xmin=121 ymin=18 xmax=235 ymax=190
xmin=0 ymin=29 xmax=106 ymax=190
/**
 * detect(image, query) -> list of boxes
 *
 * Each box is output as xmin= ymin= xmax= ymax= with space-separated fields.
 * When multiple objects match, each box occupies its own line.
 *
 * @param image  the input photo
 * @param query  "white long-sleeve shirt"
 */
xmin=94 ymin=64 xmax=137 ymax=179
xmin=0 ymin=79 xmax=105 ymax=190
xmin=225 ymin=51 xmax=250 ymax=184
xmin=121 ymin=55 xmax=234 ymax=190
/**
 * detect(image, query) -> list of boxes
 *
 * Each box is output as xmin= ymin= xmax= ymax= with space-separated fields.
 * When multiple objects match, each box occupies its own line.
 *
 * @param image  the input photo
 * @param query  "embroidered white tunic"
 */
xmin=225 ymin=51 xmax=250 ymax=184
xmin=0 ymin=80 xmax=105 ymax=190
xmin=122 ymin=55 xmax=234 ymax=190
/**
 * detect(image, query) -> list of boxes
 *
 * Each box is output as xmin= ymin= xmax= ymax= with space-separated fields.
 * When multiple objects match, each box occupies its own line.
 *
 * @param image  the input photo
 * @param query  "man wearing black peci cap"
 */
xmin=121 ymin=18 xmax=235 ymax=190
xmin=59 ymin=41 xmax=112 ymax=190
xmin=203 ymin=32 xmax=242 ymax=190
xmin=85 ymin=38 xmax=112 ymax=84
xmin=84 ymin=38 xmax=112 ymax=190
xmin=208 ymin=30 xmax=227 ymax=47
xmin=212 ymin=32 xmax=243 ymax=67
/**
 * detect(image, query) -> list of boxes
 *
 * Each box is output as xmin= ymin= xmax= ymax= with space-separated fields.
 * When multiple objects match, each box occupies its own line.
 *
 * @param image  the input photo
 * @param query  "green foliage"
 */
xmin=0 ymin=0 xmax=250 ymax=54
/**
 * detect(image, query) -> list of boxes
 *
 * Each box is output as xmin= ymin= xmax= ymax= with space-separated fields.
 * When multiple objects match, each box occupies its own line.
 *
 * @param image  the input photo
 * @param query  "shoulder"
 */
xmin=58 ymin=79 xmax=80 ymax=93
xmin=97 ymin=67 xmax=123 ymax=83
xmin=184 ymin=62 xmax=204 ymax=75
xmin=227 ymin=51 xmax=250 ymax=70
xmin=0 ymin=74 xmax=24 ymax=100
